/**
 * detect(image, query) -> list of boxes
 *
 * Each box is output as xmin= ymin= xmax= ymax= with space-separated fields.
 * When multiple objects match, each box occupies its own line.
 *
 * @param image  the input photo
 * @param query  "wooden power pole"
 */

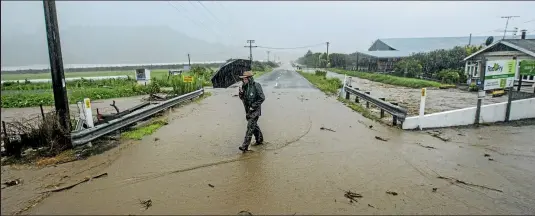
xmin=43 ymin=0 xmax=71 ymax=146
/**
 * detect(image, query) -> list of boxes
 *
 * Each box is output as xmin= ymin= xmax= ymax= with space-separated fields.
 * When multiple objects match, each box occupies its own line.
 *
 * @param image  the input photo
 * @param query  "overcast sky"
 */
xmin=1 ymin=1 xmax=534 ymax=66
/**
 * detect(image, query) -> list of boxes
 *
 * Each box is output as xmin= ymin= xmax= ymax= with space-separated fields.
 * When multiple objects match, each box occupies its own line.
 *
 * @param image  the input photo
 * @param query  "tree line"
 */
xmin=296 ymin=45 xmax=482 ymax=84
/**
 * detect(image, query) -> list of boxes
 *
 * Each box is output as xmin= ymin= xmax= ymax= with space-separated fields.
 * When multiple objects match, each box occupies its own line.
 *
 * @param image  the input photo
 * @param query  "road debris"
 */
xmin=237 ymin=210 xmax=253 ymax=216
xmin=320 ymin=126 xmax=336 ymax=132
xmin=232 ymin=94 xmax=239 ymax=97
xmin=416 ymin=143 xmax=436 ymax=149
xmin=369 ymin=125 xmax=373 ymax=129
xmin=375 ymin=136 xmax=389 ymax=142
xmin=488 ymin=158 xmax=494 ymax=161
xmin=41 ymin=172 xmax=108 ymax=193
xmin=432 ymin=187 xmax=437 ymax=192
xmin=139 ymin=199 xmax=152 ymax=210
xmin=368 ymin=204 xmax=375 ymax=208
xmin=208 ymin=184 xmax=215 ymax=188
xmin=154 ymin=137 xmax=160 ymax=141
xmin=484 ymin=153 xmax=490 ymax=157
xmin=344 ymin=190 xmax=363 ymax=203
xmin=2 ymin=178 xmax=22 ymax=188
xmin=386 ymin=191 xmax=398 ymax=196
xmin=427 ymin=131 xmax=451 ymax=142
xmin=437 ymin=176 xmax=502 ymax=192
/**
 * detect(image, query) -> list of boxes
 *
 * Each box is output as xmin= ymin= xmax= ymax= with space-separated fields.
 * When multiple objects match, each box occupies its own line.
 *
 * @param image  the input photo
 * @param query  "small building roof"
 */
xmin=360 ymin=35 xmax=535 ymax=59
xmin=463 ymin=39 xmax=535 ymax=61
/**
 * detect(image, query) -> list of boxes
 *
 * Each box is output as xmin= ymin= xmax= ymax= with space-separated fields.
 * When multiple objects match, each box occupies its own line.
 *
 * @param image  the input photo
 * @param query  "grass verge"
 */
xmin=253 ymin=67 xmax=273 ymax=78
xmin=296 ymin=70 xmax=342 ymax=95
xmin=329 ymin=68 xmax=444 ymax=88
xmin=297 ymin=70 xmax=382 ymax=122
xmin=122 ymin=119 xmax=169 ymax=140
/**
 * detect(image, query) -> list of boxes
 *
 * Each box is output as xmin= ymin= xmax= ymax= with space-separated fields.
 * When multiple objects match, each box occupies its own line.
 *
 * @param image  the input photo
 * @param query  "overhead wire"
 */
xmin=166 ymin=1 xmax=222 ymax=39
xmin=185 ymin=1 xmax=232 ymax=43
xmin=257 ymin=43 xmax=326 ymax=50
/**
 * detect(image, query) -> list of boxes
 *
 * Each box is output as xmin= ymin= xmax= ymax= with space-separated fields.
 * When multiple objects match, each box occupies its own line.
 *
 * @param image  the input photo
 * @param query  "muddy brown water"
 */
xmin=2 ymin=64 xmax=534 ymax=215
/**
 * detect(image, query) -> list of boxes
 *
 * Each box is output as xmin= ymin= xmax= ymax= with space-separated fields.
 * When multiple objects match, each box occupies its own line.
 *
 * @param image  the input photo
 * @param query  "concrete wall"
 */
xmin=402 ymin=98 xmax=535 ymax=130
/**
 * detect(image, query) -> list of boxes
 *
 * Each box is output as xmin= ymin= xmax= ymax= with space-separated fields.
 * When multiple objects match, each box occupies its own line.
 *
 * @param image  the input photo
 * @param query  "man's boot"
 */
xmin=238 ymin=144 xmax=249 ymax=152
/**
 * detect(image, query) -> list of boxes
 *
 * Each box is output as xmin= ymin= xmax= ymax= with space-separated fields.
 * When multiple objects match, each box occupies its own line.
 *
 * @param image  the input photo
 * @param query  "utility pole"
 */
xmin=187 ymin=53 xmax=191 ymax=67
xmin=267 ymin=51 xmax=270 ymax=62
xmin=468 ymin=33 xmax=472 ymax=46
xmin=326 ymin=42 xmax=330 ymax=67
xmin=43 ymin=0 xmax=71 ymax=145
xmin=501 ymin=16 xmax=520 ymax=39
xmin=244 ymin=40 xmax=257 ymax=66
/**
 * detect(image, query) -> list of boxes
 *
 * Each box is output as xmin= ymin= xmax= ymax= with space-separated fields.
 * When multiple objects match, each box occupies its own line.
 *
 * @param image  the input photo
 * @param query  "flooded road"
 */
xmin=23 ymin=64 xmax=535 ymax=214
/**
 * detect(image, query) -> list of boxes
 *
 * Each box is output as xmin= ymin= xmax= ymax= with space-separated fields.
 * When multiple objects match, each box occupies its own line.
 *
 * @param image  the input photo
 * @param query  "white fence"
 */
xmin=402 ymin=98 xmax=535 ymax=130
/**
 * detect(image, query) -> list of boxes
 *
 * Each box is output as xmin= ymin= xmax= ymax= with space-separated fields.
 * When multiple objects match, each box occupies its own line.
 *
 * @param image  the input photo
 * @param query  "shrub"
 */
xmin=437 ymin=69 xmax=461 ymax=84
xmin=315 ymin=70 xmax=327 ymax=77
xmin=469 ymin=83 xmax=478 ymax=92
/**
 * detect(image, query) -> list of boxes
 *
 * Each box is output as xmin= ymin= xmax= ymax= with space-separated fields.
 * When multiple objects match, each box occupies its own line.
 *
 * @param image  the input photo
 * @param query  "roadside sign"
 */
xmin=84 ymin=98 xmax=91 ymax=109
xmin=421 ymin=88 xmax=426 ymax=97
xmin=483 ymin=60 xmax=516 ymax=90
xmin=183 ymin=65 xmax=191 ymax=71
xmin=183 ymin=76 xmax=193 ymax=83
xmin=519 ymin=60 xmax=535 ymax=76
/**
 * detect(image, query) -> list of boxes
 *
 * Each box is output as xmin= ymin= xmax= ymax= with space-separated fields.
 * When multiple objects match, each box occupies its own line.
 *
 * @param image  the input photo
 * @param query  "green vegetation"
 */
xmin=1 ymin=74 xmax=204 ymax=108
xmin=296 ymin=45 xmax=482 ymax=85
xmin=329 ymin=68 xmax=442 ymax=88
xmin=1 ymin=61 xmax=278 ymax=108
xmin=297 ymin=69 xmax=380 ymax=122
xmin=122 ymin=119 xmax=169 ymax=140
xmin=297 ymin=70 xmax=342 ymax=95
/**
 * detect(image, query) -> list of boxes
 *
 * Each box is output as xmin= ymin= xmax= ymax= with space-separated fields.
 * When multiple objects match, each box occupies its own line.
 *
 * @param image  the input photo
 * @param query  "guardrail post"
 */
xmin=355 ymin=88 xmax=360 ymax=103
xmin=379 ymin=98 xmax=386 ymax=118
xmin=391 ymin=102 xmax=399 ymax=126
xmin=345 ymin=91 xmax=350 ymax=100
xmin=365 ymin=92 xmax=370 ymax=108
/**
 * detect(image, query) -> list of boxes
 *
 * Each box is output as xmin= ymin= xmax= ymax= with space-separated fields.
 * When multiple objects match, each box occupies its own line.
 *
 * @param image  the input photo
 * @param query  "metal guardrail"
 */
xmin=344 ymin=85 xmax=408 ymax=125
xmin=71 ymin=88 xmax=204 ymax=146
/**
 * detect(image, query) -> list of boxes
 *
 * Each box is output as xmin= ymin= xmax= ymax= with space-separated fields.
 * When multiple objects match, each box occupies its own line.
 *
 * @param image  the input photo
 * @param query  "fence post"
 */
xmin=391 ymin=102 xmax=399 ymax=126
xmin=505 ymin=87 xmax=513 ymax=122
xmin=365 ymin=92 xmax=370 ymax=108
xmin=379 ymin=98 xmax=385 ymax=118
xmin=40 ymin=104 xmax=45 ymax=120
xmin=355 ymin=88 xmax=360 ymax=103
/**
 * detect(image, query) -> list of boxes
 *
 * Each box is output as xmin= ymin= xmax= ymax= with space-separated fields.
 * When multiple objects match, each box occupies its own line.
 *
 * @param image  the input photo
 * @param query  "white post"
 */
xmin=340 ymin=75 xmax=347 ymax=98
xmin=83 ymin=98 xmax=94 ymax=147
xmin=83 ymin=98 xmax=94 ymax=128
xmin=419 ymin=88 xmax=427 ymax=130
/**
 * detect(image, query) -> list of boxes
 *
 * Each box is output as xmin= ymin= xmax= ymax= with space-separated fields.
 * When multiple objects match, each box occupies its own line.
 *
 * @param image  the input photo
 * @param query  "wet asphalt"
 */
xmin=27 ymin=64 xmax=535 ymax=215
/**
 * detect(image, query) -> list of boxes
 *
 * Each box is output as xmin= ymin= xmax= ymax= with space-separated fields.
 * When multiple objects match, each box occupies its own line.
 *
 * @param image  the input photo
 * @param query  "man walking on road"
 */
xmin=238 ymin=71 xmax=265 ymax=152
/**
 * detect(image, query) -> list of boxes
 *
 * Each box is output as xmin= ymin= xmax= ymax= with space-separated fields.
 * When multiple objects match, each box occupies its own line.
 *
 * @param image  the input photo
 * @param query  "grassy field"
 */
xmin=0 ymin=68 xmax=220 ymax=81
xmin=329 ymin=68 xmax=444 ymax=88
xmin=1 ymin=64 xmax=275 ymax=108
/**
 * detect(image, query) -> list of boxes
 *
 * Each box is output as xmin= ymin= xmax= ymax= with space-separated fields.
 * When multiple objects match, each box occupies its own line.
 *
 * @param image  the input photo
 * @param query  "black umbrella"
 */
xmin=211 ymin=59 xmax=251 ymax=88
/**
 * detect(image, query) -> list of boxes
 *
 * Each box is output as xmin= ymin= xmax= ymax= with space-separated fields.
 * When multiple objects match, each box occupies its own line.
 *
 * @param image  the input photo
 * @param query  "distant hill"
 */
xmin=1 ymin=25 xmax=248 ymax=67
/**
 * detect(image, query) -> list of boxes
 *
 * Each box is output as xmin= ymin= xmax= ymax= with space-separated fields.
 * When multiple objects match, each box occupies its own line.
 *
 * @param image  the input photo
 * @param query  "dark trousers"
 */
xmin=242 ymin=116 xmax=263 ymax=147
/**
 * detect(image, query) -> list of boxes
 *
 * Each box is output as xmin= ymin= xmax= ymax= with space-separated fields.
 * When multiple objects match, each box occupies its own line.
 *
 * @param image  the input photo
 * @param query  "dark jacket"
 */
xmin=239 ymin=78 xmax=265 ymax=118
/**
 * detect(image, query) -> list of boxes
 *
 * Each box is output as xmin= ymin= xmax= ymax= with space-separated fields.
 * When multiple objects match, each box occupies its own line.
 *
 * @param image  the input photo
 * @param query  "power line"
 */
xmin=196 ymin=1 xmax=220 ymax=24
xmin=166 ymin=1 xmax=218 ymax=37
xmin=257 ymin=43 xmax=326 ymax=50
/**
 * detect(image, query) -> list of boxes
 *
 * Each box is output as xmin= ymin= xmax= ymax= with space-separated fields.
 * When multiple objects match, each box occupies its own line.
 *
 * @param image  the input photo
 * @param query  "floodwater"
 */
xmin=302 ymin=68 xmax=511 ymax=115
xmin=3 ymin=64 xmax=535 ymax=215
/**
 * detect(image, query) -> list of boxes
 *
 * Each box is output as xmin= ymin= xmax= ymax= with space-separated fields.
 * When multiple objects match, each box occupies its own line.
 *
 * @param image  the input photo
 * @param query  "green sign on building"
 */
xmin=519 ymin=60 xmax=535 ymax=76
